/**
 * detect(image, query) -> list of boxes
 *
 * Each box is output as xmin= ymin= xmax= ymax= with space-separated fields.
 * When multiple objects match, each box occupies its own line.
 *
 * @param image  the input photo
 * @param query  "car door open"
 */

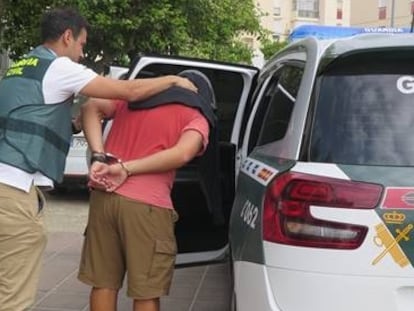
xmin=125 ymin=55 xmax=258 ymax=265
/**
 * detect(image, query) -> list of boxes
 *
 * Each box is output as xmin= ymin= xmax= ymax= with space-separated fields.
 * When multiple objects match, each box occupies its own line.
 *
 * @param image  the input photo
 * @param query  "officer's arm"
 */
xmin=79 ymin=75 xmax=197 ymax=102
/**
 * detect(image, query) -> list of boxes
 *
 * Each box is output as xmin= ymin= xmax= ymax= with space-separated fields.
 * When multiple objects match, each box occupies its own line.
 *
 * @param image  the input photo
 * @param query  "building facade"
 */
xmin=255 ymin=0 xmax=351 ymax=41
xmin=245 ymin=0 xmax=350 ymax=66
xmin=350 ymin=0 xmax=414 ymax=28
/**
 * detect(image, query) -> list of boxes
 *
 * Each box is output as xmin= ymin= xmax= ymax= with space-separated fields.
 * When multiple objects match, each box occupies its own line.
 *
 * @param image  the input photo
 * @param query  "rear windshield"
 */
xmin=309 ymin=52 xmax=414 ymax=166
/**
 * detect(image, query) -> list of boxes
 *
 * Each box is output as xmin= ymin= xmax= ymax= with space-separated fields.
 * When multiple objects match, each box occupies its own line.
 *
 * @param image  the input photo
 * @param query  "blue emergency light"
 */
xmin=288 ymin=24 xmax=412 ymax=42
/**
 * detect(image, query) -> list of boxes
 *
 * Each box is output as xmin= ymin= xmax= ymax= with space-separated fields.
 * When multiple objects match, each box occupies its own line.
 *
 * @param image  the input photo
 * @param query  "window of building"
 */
xmin=378 ymin=0 xmax=386 ymax=20
xmin=378 ymin=6 xmax=386 ymax=19
xmin=272 ymin=33 xmax=280 ymax=41
xmin=274 ymin=7 xmax=281 ymax=16
xmin=293 ymin=0 xmax=319 ymax=18
xmin=273 ymin=0 xmax=281 ymax=16
xmin=337 ymin=0 xmax=343 ymax=20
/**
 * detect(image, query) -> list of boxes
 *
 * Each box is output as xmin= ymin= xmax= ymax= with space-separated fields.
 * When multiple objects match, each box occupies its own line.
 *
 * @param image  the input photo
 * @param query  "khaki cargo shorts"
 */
xmin=78 ymin=190 xmax=178 ymax=300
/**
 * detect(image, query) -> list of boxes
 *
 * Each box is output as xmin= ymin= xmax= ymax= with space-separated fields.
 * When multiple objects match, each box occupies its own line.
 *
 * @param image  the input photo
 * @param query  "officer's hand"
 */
xmin=173 ymin=77 xmax=198 ymax=93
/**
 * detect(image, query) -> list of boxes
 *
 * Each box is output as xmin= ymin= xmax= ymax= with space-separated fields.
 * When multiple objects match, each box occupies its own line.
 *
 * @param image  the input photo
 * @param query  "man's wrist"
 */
xmin=119 ymin=161 xmax=131 ymax=176
xmin=90 ymin=152 xmax=106 ymax=165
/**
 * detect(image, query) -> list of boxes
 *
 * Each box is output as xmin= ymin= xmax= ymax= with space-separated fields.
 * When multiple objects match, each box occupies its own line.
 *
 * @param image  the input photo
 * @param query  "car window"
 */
xmin=248 ymin=65 xmax=304 ymax=152
xmin=309 ymin=53 xmax=414 ymax=166
xmin=133 ymin=63 xmax=244 ymax=142
xmin=238 ymin=77 xmax=265 ymax=147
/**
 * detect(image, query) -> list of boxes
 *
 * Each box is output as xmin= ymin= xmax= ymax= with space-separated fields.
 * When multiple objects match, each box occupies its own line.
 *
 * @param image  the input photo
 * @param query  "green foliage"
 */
xmin=0 ymin=0 xmax=263 ymax=71
xmin=260 ymin=38 xmax=289 ymax=61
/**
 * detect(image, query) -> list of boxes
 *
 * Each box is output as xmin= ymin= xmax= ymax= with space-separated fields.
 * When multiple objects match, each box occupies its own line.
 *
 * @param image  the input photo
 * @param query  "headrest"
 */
xmin=178 ymin=70 xmax=216 ymax=110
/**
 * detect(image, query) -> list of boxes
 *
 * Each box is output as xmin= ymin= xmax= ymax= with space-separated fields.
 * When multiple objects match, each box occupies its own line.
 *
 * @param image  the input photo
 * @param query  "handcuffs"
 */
xmin=90 ymin=152 xmax=131 ymax=176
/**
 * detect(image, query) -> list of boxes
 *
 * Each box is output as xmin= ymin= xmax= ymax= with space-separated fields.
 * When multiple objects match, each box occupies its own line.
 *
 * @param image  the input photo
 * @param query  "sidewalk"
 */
xmin=29 ymin=192 xmax=231 ymax=311
xmin=31 ymin=192 xmax=230 ymax=311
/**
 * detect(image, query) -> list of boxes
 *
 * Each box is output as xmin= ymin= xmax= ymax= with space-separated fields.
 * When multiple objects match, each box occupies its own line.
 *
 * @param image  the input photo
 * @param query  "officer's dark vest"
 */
xmin=0 ymin=46 xmax=73 ymax=182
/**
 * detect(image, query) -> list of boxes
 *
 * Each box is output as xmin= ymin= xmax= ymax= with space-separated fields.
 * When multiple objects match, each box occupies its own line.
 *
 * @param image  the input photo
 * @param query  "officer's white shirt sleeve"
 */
xmin=43 ymin=57 xmax=97 ymax=104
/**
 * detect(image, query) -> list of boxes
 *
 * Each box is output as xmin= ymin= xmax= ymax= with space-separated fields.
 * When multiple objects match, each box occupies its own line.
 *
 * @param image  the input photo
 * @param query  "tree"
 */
xmin=260 ymin=38 xmax=288 ymax=62
xmin=0 ymin=0 xmax=263 ymax=71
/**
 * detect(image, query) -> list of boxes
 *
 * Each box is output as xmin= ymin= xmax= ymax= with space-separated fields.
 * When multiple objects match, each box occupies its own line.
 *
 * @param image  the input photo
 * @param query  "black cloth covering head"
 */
xmin=128 ymin=70 xmax=216 ymax=127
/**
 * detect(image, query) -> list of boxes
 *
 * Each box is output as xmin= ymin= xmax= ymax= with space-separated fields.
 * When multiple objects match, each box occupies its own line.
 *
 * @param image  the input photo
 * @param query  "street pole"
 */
xmin=411 ymin=13 xmax=414 ymax=32
xmin=411 ymin=1 xmax=414 ymax=32
xmin=390 ymin=0 xmax=395 ymax=27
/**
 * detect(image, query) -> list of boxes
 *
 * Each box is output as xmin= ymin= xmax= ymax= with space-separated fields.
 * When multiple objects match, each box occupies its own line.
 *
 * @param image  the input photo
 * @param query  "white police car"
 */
xmin=89 ymin=30 xmax=414 ymax=310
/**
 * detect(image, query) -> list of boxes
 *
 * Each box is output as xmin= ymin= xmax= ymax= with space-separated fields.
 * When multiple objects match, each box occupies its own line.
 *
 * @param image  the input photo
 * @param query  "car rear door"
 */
xmin=127 ymin=55 xmax=258 ymax=264
xmin=229 ymin=41 xmax=414 ymax=311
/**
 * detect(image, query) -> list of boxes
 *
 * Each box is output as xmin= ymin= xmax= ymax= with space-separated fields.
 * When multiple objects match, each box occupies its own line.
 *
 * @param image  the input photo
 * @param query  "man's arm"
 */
xmin=125 ymin=129 xmax=204 ymax=174
xmin=80 ymin=75 xmax=197 ymax=102
xmin=81 ymin=98 xmax=117 ymax=153
xmin=91 ymin=129 xmax=205 ymax=192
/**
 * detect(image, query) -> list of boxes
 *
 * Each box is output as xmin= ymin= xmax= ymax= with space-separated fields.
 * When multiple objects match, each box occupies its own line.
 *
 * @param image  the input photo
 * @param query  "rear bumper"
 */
xmin=266 ymin=265 xmax=414 ymax=311
xmin=234 ymin=260 xmax=414 ymax=311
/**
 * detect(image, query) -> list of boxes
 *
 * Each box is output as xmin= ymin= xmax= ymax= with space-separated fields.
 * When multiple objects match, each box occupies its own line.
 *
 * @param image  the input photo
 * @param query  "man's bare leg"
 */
xmin=133 ymin=298 xmax=160 ymax=311
xmin=90 ymin=287 xmax=118 ymax=311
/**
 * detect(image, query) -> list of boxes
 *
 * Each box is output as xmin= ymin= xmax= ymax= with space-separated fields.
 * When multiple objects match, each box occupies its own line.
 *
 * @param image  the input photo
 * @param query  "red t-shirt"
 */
xmin=104 ymin=101 xmax=209 ymax=209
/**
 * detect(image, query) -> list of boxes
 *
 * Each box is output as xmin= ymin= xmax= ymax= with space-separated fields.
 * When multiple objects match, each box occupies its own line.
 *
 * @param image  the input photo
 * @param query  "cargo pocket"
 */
xmin=148 ymin=239 xmax=177 ymax=290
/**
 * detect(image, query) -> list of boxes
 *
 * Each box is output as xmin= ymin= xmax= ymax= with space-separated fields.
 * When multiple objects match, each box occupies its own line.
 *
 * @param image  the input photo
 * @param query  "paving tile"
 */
xmin=31 ymin=309 xmax=77 ymax=311
xmin=161 ymin=297 xmax=192 ymax=311
xmin=31 ymin=229 xmax=231 ymax=311
xmin=201 ymin=275 xmax=231 ymax=291
xmin=117 ymin=298 xmax=133 ymax=310
xmin=197 ymin=286 xmax=231 ymax=301
xmin=206 ymin=263 xmax=230 ymax=274
xmin=175 ymin=265 xmax=206 ymax=275
xmin=33 ymin=290 xmax=89 ymax=310
xmin=43 ymin=236 xmax=82 ymax=262
xmin=168 ymin=284 xmax=198 ymax=299
xmin=33 ymin=291 xmax=48 ymax=309
xmin=57 ymin=273 xmax=91 ymax=293
xmin=27 ymin=193 xmax=232 ymax=311
xmin=170 ymin=273 xmax=204 ymax=289
xmin=37 ymin=259 xmax=79 ymax=291
xmin=190 ymin=299 xmax=230 ymax=311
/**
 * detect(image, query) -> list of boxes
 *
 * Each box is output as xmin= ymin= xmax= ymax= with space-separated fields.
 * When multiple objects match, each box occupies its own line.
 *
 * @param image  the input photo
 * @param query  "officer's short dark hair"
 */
xmin=40 ymin=7 xmax=89 ymax=42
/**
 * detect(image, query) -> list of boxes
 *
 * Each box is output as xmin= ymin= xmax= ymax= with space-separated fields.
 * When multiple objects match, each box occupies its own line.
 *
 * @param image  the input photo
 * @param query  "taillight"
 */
xmin=263 ymin=172 xmax=383 ymax=249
